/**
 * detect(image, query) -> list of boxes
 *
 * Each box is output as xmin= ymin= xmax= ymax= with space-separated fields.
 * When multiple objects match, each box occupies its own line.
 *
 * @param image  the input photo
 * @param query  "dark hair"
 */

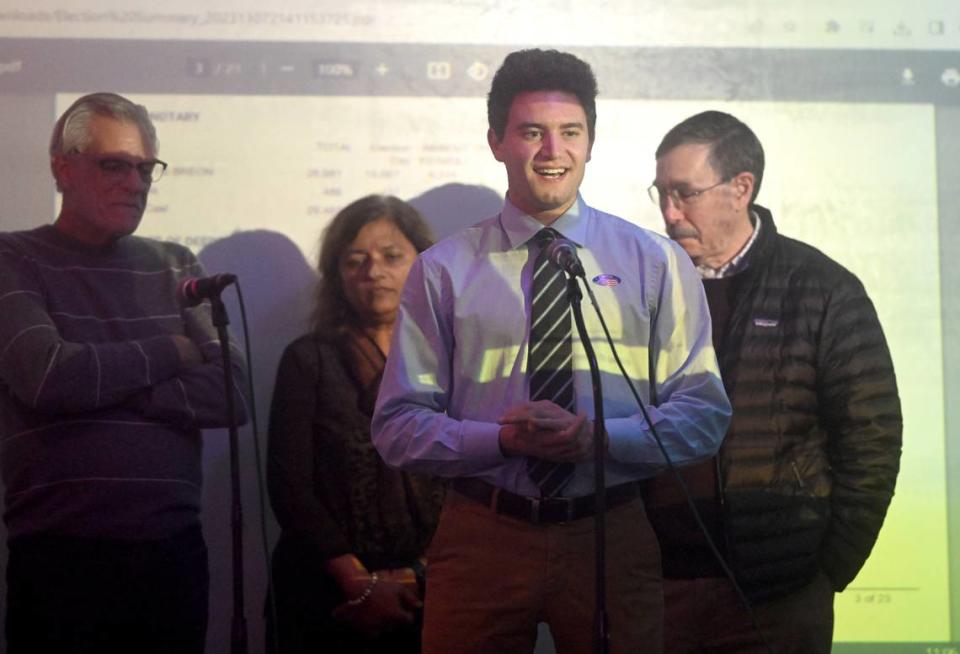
xmin=655 ymin=110 xmax=765 ymax=203
xmin=312 ymin=194 xmax=434 ymax=332
xmin=487 ymin=48 xmax=598 ymax=142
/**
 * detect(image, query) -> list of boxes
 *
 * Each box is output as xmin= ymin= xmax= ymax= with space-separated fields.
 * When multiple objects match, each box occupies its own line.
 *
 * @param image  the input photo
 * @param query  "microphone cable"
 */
xmin=231 ymin=281 xmax=282 ymax=654
xmin=576 ymin=274 xmax=774 ymax=654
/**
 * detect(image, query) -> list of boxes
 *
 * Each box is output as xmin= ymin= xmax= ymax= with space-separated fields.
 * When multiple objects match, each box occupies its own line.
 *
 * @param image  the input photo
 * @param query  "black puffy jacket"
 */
xmin=667 ymin=206 xmax=902 ymax=603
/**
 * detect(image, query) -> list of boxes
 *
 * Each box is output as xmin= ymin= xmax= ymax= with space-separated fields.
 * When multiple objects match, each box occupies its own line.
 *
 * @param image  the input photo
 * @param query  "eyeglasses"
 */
xmin=71 ymin=153 xmax=168 ymax=183
xmin=647 ymin=178 xmax=728 ymax=208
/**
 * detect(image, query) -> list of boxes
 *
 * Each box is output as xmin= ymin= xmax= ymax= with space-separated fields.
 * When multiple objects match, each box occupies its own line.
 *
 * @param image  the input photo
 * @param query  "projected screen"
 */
xmin=0 ymin=2 xmax=958 ymax=653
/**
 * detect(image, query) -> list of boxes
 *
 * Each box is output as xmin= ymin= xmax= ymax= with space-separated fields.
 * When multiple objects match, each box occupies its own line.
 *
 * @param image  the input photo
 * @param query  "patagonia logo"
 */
xmin=592 ymin=274 xmax=621 ymax=288
xmin=753 ymin=318 xmax=779 ymax=328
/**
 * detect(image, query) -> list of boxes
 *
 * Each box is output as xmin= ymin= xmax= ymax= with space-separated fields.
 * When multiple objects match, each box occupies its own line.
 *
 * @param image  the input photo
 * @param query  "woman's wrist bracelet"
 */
xmin=345 ymin=572 xmax=379 ymax=607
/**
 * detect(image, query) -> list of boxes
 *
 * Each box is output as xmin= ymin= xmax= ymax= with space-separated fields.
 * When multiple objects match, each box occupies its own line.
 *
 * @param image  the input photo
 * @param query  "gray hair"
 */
xmin=50 ymin=92 xmax=158 ymax=158
xmin=656 ymin=110 xmax=765 ymax=203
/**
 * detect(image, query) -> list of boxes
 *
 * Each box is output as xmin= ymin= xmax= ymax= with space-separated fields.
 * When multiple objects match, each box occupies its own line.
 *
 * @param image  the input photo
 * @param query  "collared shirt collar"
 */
xmin=500 ymin=194 xmax=589 ymax=251
xmin=696 ymin=209 xmax=762 ymax=279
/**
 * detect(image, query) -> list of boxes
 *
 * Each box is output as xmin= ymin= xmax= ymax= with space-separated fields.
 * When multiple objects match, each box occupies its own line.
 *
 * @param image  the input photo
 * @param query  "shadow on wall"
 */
xmin=196 ymin=229 xmax=316 ymax=654
xmin=408 ymin=183 xmax=504 ymax=240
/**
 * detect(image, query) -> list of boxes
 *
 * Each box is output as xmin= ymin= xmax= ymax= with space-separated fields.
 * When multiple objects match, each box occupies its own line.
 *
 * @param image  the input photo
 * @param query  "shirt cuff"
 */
xmin=459 ymin=419 xmax=507 ymax=463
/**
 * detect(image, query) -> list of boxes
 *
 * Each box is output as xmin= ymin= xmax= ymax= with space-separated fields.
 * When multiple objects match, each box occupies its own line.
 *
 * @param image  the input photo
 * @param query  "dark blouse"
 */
xmin=267 ymin=331 xmax=444 ymax=571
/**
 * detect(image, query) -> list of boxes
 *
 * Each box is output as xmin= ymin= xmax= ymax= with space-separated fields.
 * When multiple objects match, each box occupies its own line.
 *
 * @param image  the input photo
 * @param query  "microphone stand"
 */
xmin=565 ymin=275 xmax=609 ymax=654
xmin=209 ymin=295 xmax=248 ymax=654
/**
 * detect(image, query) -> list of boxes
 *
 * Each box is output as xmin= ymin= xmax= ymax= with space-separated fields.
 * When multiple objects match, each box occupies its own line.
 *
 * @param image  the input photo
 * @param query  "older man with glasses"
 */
xmin=641 ymin=110 xmax=902 ymax=653
xmin=0 ymin=92 xmax=248 ymax=653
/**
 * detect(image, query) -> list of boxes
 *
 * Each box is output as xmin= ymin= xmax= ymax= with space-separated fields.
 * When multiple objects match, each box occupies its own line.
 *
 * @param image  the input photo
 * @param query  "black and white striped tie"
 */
xmin=526 ymin=228 xmax=576 ymax=497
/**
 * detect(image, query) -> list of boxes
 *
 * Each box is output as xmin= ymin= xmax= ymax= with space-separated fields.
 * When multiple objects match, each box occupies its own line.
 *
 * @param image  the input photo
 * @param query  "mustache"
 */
xmin=666 ymin=226 xmax=698 ymax=239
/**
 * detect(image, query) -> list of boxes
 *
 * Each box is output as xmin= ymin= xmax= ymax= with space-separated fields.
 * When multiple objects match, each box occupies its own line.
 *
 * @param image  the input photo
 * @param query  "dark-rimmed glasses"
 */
xmin=71 ymin=153 xmax=168 ymax=184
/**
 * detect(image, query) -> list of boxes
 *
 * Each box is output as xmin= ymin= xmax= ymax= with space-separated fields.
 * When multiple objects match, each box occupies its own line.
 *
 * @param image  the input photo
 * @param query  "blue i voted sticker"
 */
xmin=592 ymin=274 xmax=621 ymax=287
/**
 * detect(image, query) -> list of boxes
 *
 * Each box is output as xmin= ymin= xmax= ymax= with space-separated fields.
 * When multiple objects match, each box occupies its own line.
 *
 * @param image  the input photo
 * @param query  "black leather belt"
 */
xmin=452 ymin=477 xmax=642 ymax=525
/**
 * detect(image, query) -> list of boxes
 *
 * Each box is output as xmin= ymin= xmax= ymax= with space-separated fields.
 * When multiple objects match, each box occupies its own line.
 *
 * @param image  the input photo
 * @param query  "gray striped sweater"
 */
xmin=0 ymin=225 xmax=248 ymax=540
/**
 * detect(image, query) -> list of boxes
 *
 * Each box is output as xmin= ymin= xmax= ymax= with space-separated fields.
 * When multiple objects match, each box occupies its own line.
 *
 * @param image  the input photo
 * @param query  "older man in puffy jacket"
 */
xmin=642 ymin=110 xmax=902 ymax=654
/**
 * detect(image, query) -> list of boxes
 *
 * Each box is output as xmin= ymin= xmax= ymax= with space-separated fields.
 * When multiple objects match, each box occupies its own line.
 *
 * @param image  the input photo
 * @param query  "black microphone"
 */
xmin=177 ymin=273 xmax=237 ymax=307
xmin=545 ymin=238 xmax=585 ymax=277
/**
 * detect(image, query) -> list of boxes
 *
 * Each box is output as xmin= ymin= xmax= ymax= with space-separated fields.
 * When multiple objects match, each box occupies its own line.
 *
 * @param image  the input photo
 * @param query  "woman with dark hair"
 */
xmin=267 ymin=195 xmax=444 ymax=653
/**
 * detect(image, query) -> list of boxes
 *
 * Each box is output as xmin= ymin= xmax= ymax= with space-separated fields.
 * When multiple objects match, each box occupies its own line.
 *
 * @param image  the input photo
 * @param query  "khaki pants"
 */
xmin=423 ymin=490 xmax=663 ymax=654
